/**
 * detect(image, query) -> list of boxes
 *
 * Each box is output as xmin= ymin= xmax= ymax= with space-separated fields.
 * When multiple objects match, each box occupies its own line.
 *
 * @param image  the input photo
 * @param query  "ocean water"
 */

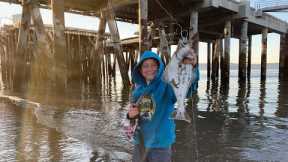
xmin=0 ymin=65 xmax=287 ymax=162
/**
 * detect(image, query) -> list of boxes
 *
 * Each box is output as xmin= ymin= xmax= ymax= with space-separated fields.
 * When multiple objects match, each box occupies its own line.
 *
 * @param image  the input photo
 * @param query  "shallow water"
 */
xmin=1 ymin=65 xmax=288 ymax=162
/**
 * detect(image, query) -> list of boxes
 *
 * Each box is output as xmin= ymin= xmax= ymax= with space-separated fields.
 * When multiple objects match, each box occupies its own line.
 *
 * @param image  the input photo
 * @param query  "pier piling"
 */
xmin=189 ymin=10 xmax=199 ymax=56
xmin=247 ymin=35 xmax=252 ymax=77
xmin=261 ymin=28 xmax=268 ymax=80
xmin=222 ymin=21 xmax=231 ymax=80
xmin=212 ymin=39 xmax=220 ymax=79
xmin=207 ymin=42 xmax=211 ymax=79
xmin=52 ymin=0 xmax=67 ymax=90
xmin=239 ymin=20 xmax=248 ymax=81
xmin=107 ymin=1 xmax=130 ymax=85
xmin=139 ymin=0 xmax=149 ymax=54
xmin=280 ymin=34 xmax=288 ymax=80
xmin=91 ymin=12 xmax=106 ymax=86
xmin=159 ymin=29 xmax=171 ymax=65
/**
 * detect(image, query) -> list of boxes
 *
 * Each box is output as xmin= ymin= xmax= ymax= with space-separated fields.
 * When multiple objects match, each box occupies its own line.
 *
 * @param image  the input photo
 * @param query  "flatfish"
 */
xmin=164 ymin=46 xmax=194 ymax=123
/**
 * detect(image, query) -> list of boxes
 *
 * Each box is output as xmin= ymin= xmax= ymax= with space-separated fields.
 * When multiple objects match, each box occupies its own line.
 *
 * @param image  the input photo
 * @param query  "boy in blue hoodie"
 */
xmin=127 ymin=49 xmax=196 ymax=162
xmin=128 ymin=50 xmax=175 ymax=162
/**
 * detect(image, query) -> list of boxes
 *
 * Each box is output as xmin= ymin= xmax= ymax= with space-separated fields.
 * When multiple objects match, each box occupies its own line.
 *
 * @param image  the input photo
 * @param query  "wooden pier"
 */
xmin=1 ymin=0 xmax=288 ymax=91
xmin=0 ymin=24 xmax=116 ymax=91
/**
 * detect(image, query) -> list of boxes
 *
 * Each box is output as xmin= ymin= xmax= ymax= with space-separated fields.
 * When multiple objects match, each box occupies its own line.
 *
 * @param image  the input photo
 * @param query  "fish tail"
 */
xmin=172 ymin=110 xmax=191 ymax=123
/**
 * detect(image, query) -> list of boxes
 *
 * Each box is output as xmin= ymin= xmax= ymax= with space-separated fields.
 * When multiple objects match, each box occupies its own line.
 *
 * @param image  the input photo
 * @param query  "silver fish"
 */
xmin=164 ymin=46 xmax=194 ymax=123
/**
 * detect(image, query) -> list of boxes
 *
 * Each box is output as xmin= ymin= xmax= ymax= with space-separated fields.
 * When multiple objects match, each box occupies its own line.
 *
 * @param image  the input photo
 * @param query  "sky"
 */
xmin=1 ymin=1 xmax=288 ymax=64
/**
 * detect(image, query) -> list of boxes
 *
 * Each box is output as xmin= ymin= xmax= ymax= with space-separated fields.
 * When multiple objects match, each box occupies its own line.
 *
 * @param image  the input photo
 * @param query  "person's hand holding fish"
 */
xmin=164 ymin=45 xmax=196 ymax=123
xmin=182 ymin=49 xmax=197 ymax=67
xmin=175 ymin=46 xmax=194 ymax=61
xmin=128 ymin=103 xmax=139 ymax=119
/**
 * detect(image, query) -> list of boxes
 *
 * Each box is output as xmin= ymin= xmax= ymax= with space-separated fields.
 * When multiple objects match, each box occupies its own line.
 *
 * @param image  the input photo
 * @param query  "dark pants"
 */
xmin=132 ymin=144 xmax=172 ymax=162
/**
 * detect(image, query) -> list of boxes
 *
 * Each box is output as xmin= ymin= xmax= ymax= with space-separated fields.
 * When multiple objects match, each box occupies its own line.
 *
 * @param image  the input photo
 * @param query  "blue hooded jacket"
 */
xmin=131 ymin=51 xmax=176 ymax=148
xmin=186 ymin=65 xmax=200 ymax=97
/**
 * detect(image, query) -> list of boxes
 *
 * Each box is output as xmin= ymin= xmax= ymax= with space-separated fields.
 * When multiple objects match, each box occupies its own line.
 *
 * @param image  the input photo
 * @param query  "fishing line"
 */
xmin=154 ymin=0 xmax=177 ymax=23
xmin=191 ymin=95 xmax=199 ymax=162
xmin=154 ymin=0 xmax=185 ymax=36
xmin=155 ymin=1 xmax=199 ymax=158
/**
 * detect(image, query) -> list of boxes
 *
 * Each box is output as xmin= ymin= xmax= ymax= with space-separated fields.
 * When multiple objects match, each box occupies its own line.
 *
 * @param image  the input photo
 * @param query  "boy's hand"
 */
xmin=128 ymin=104 xmax=139 ymax=119
xmin=176 ymin=45 xmax=193 ymax=61
xmin=182 ymin=55 xmax=197 ymax=67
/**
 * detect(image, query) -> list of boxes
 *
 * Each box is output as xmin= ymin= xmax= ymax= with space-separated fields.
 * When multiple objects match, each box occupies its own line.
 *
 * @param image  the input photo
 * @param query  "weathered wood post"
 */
xmin=159 ymin=29 xmax=171 ymax=65
xmin=239 ymin=20 xmax=248 ymax=81
xmin=219 ymin=38 xmax=223 ymax=72
xmin=261 ymin=28 xmax=268 ymax=80
xmin=222 ymin=21 xmax=231 ymax=80
xmin=279 ymin=33 xmax=288 ymax=80
xmin=129 ymin=49 xmax=136 ymax=76
xmin=107 ymin=53 xmax=112 ymax=76
xmin=0 ymin=45 xmax=4 ymax=91
xmin=237 ymin=76 xmax=248 ymax=115
xmin=112 ymin=54 xmax=117 ymax=77
xmin=207 ymin=42 xmax=211 ymax=79
xmin=147 ymin=23 xmax=156 ymax=50
xmin=220 ymin=74 xmax=229 ymax=115
xmin=5 ymin=34 xmax=12 ymax=88
xmin=14 ymin=0 xmax=52 ymax=91
xmin=31 ymin=0 xmax=51 ymax=55
xmin=29 ymin=0 xmax=54 ymax=89
xmin=212 ymin=39 xmax=220 ymax=79
xmin=132 ymin=48 xmax=139 ymax=75
xmin=14 ymin=0 xmax=32 ymax=91
xmin=276 ymin=77 xmax=288 ymax=117
xmin=51 ymin=0 xmax=67 ymax=89
xmin=17 ymin=0 xmax=32 ymax=55
xmin=247 ymin=35 xmax=252 ymax=77
xmin=91 ymin=11 xmax=106 ymax=86
xmin=106 ymin=1 xmax=130 ymax=86
xmin=52 ymin=0 xmax=66 ymax=57
xmin=168 ymin=22 xmax=175 ymax=45
xmin=259 ymin=79 xmax=266 ymax=116
xmin=0 ymin=44 xmax=3 ymax=56
xmin=189 ymin=10 xmax=199 ymax=56
xmin=139 ymin=0 xmax=149 ymax=54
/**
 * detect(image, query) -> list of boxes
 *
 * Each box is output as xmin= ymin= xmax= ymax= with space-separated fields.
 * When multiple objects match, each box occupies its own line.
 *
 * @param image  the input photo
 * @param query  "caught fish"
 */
xmin=122 ymin=95 xmax=144 ymax=140
xmin=164 ymin=46 xmax=194 ymax=123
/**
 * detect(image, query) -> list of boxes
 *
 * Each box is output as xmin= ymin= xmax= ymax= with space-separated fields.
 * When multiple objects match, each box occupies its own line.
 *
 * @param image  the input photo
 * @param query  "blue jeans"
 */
xmin=132 ymin=144 xmax=172 ymax=162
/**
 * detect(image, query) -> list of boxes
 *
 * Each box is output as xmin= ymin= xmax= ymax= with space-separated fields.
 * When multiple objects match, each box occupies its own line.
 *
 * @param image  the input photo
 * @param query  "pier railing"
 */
xmin=253 ymin=0 xmax=288 ymax=13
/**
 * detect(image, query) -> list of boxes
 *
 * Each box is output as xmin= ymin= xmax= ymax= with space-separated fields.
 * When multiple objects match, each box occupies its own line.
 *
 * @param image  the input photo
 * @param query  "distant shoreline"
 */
xmin=198 ymin=63 xmax=279 ymax=70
